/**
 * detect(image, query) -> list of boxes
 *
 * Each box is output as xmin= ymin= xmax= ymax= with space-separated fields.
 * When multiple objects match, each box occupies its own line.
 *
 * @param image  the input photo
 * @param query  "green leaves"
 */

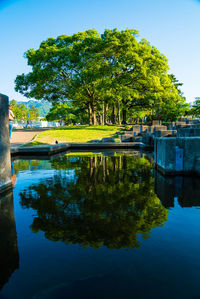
xmin=10 ymin=99 xmax=40 ymax=121
xmin=15 ymin=28 xmax=185 ymax=124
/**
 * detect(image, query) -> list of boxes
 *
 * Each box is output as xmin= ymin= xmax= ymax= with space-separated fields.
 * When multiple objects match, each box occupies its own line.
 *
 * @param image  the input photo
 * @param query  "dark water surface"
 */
xmin=1 ymin=150 xmax=200 ymax=298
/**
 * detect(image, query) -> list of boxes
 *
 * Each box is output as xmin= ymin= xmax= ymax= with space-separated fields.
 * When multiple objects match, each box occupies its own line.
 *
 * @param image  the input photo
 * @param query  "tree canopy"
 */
xmin=15 ymin=28 xmax=186 ymax=125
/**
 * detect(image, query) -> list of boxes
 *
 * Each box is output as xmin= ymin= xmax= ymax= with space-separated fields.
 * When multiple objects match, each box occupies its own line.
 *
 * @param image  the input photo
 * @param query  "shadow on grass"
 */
xmin=51 ymin=125 xmax=126 ymax=132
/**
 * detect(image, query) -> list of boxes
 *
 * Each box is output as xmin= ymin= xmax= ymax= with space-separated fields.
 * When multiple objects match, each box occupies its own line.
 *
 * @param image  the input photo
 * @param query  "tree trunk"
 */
xmin=97 ymin=111 xmax=102 ymax=125
xmin=88 ymin=102 xmax=97 ymax=125
xmin=111 ymin=105 xmax=116 ymax=125
xmin=104 ymin=103 xmax=108 ymax=125
xmin=122 ymin=109 xmax=127 ymax=124
xmin=117 ymin=102 xmax=121 ymax=125
xmin=88 ymin=103 xmax=93 ymax=125
xmin=92 ymin=105 xmax=97 ymax=125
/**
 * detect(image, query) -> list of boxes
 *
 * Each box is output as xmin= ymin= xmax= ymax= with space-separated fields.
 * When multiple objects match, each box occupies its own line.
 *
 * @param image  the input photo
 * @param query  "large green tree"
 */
xmin=15 ymin=28 xmax=184 ymax=125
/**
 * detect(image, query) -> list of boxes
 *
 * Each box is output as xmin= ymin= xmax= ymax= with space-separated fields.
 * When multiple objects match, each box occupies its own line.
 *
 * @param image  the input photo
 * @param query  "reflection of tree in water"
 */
xmin=13 ymin=160 xmax=42 ymax=174
xmin=20 ymin=154 xmax=168 ymax=249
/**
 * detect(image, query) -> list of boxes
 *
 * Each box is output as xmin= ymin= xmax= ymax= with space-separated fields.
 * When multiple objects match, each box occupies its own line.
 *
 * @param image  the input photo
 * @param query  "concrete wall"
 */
xmin=0 ymin=93 xmax=12 ymax=193
xmin=177 ymin=127 xmax=200 ymax=137
xmin=154 ymin=137 xmax=200 ymax=175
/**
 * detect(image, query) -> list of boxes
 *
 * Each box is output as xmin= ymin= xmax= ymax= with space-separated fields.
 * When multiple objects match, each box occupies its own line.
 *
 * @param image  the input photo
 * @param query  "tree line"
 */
xmin=10 ymin=99 xmax=40 ymax=121
xmin=15 ymin=28 xmax=192 ymax=125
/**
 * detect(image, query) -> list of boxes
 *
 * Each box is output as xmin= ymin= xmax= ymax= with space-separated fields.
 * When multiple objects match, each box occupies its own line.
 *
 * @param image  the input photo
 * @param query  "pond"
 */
xmin=1 ymin=150 xmax=200 ymax=298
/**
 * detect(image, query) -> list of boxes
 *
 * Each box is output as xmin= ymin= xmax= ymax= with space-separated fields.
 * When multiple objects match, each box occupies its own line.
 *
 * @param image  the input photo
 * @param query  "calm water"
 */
xmin=1 ymin=150 xmax=200 ymax=298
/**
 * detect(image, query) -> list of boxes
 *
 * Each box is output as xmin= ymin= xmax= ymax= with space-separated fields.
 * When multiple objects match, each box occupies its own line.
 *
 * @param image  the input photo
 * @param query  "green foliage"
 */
xmin=15 ymin=28 xmax=185 ymax=124
xmin=28 ymin=106 xmax=40 ymax=120
xmin=10 ymin=99 xmax=40 ymax=121
xmin=21 ymin=100 xmax=52 ymax=117
xmin=151 ymin=74 xmax=188 ymax=121
xmin=190 ymin=97 xmax=200 ymax=116
xmin=46 ymin=102 xmax=87 ymax=125
xmin=19 ymin=153 xmax=168 ymax=249
xmin=10 ymin=99 xmax=27 ymax=120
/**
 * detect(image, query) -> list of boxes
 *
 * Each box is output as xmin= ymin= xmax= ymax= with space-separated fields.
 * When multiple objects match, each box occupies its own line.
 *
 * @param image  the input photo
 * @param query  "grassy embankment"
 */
xmin=25 ymin=125 xmax=126 ymax=146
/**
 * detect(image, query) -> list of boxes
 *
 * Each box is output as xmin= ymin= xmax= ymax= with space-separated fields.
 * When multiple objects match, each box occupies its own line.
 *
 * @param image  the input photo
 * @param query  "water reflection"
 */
xmin=19 ymin=153 xmax=168 ymax=250
xmin=0 ymin=190 xmax=19 ymax=289
xmin=155 ymin=171 xmax=200 ymax=208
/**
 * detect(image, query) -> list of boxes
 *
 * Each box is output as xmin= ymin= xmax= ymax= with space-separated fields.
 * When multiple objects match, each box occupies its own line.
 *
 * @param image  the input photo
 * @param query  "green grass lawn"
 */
xmin=26 ymin=125 xmax=126 ymax=146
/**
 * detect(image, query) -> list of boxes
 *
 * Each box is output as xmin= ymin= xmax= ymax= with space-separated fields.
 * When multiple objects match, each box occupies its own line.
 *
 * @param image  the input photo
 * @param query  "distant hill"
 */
xmin=17 ymin=100 xmax=52 ymax=117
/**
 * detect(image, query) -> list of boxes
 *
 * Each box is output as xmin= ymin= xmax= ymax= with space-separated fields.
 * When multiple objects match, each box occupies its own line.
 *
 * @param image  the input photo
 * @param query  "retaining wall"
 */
xmin=154 ymin=137 xmax=200 ymax=175
xmin=0 ymin=94 xmax=12 ymax=194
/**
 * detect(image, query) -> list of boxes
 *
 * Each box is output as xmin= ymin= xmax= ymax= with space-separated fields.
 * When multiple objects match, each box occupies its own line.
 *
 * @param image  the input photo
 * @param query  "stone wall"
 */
xmin=0 ymin=93 xmax=12 ymax=193
xmin=154 ymin=137 xmax=200 ymax=175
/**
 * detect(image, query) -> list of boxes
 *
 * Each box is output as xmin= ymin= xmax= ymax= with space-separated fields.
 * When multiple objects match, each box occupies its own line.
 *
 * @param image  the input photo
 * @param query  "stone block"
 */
xmin=124 ymin=131 xmax=134 ymax=136
xmin=153 ymin=125 xmax=167 ymax=132
xmin=90 ymin=139 xmax=101 ymax=143
xmin=142 ymin=135 xmax=154 ymax=147
xmin=155 ymin=137 xmax=200 ymax=175
xmin=177 ymin=137 xmax=200 ymax=172
xmin=178 ymin=117 xmax=187 ymax=122
xmin=168 ymin=122 xmax=176 ymax=130
xmin=0 ymin=94 xmax=12 ymax=193
xmin=0 ymin=93 xmax=9 ymax=147
xmin=175 ymin=122 xmax=190 ymax=128
xmin=154 ymin=130 xmax=177 ymax=137
xmin=132 ymin=125 xmax=141 ymax=130
xmin=177 ymin=128 xmax=200 ymax=137
xmin=186 ymin=119 xmax=199 ymax=125
xmin=147 ymin=125 xmax=167 ymax=134
xmin=154 ymin=138 xmax=177 ymax=174
xmin=121 ymin=135 xmax=134 ymax=142
xmin=101 ymin=137 xmax=115 ymax=143
xmin=152 ymin=120 xmax=161 ymax=126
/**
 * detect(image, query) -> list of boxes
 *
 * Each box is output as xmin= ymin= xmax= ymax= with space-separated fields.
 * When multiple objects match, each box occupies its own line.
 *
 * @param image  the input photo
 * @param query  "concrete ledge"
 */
xmin=11 ymin=144 xmax=70 ymax=156
xmin=155 ymin=163 xmax=194 ymax=176
xmin=69 ymin=142 xmax=146 ymax=149
xmin=10 ymin=142 xmax=151 ymax=157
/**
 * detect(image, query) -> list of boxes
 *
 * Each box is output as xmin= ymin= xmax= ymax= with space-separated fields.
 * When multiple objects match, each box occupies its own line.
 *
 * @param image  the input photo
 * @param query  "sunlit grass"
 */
xmin=27 ymin=125 xmax=126 ymax=146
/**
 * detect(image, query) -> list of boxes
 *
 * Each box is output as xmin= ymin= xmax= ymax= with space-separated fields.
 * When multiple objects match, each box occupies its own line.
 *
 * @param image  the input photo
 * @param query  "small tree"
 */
xmin=46 ymin=102 xmax=82 ymax=125
xmin=28 ymin=106 xmax=40 ymax=121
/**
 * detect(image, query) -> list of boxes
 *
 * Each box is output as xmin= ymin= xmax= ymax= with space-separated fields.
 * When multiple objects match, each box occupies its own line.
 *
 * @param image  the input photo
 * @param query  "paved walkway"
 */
xmin=11 ymin=129 xmax=47 ymax=147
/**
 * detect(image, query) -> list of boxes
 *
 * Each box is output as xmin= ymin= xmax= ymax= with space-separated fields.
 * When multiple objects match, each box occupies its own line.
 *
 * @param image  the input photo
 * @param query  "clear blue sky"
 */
xmin=0 ymin=0 xmax=200 ymax=102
